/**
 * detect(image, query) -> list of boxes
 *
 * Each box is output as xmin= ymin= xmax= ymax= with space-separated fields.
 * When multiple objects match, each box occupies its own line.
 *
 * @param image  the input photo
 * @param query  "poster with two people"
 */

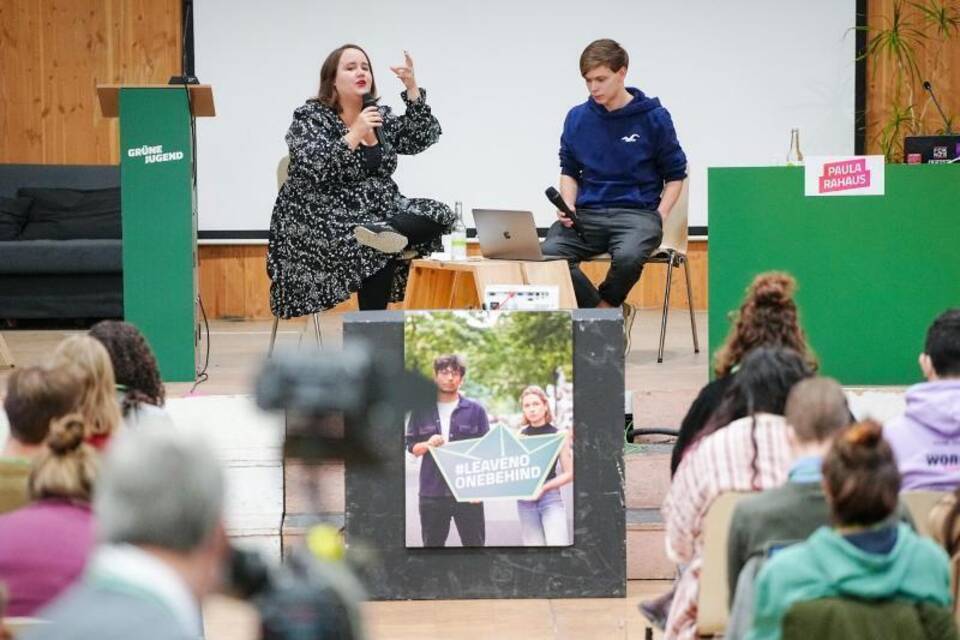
xmin=404 ymin=311 xmax=574 ymax=548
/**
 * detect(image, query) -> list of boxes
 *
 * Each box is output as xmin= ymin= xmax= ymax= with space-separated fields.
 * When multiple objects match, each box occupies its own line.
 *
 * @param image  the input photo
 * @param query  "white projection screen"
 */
xmin=194 ymin=0 xmax=857 ymax=234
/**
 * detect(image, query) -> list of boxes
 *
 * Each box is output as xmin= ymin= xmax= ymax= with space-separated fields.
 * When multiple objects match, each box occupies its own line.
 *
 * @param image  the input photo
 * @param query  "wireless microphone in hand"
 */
xmin=545 ymin=187 xmax=586 ymax=241
xmin=362 ymin=93 xmax=385 ymax=146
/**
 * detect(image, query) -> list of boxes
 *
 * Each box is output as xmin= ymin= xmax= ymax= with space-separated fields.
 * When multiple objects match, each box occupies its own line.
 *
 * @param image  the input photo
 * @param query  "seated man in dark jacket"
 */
xmin=406 ymin=354 xmax=489 ymax=547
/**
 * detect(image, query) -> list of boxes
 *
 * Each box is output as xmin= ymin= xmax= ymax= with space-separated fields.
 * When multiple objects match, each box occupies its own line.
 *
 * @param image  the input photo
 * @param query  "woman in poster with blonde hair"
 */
xmin=516 ymin=385 xmax=573 ymax=545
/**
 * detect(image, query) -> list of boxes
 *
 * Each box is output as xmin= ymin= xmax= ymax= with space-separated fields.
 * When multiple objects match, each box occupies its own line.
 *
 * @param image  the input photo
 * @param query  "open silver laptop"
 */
xmin=473 ymin=209 xmax=562 ymax=261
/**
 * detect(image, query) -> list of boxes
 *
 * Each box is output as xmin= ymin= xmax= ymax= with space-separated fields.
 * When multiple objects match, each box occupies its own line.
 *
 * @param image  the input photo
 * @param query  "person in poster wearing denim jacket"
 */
xmin=405 ymin=354 xmax=489 ymax=547
xmin=516 ymin=386 xmax=573 ymax=546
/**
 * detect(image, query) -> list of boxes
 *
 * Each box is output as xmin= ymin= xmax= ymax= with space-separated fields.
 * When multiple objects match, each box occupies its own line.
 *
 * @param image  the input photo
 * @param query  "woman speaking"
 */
xmin=268 ymin=45 xmax=454 ymax=316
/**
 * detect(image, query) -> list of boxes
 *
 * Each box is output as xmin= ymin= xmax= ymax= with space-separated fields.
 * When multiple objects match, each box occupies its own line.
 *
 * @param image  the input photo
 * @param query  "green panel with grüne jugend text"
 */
xmin=119 ymin=88 xmax=197 ymax=382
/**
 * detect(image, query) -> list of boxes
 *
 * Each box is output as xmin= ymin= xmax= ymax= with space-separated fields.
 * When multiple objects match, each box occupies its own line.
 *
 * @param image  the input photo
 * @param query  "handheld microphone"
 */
xmin=922 ymin=81 xmax=953 ymax=134
xmin=545 ymin=187 xmax=587 ymax=241
xmin=362 ymin=93 xmax=385 ymax=146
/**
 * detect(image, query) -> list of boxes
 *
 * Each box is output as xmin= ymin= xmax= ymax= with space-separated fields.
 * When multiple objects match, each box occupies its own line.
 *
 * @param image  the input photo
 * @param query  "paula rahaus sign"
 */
xmin=430 ymin=425 xmax=566 ymax=501
xmin=804 ymin=155 xmax=885 ymax=197
xmin=126 ymin=144 xmax=185 ymax=165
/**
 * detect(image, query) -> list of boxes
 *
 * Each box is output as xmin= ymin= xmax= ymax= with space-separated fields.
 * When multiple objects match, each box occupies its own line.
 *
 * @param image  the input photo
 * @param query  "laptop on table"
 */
xmin=473 ymin=209 xmax=563 ymax=261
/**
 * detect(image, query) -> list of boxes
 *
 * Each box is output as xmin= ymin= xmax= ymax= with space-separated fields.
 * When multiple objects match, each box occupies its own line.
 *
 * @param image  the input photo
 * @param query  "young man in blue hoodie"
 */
xmin=541 ymin=39 xmax=687 ymax=346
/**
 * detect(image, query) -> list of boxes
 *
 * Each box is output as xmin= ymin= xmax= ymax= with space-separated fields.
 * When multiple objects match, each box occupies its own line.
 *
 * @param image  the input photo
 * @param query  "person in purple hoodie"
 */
xmin=541 ymin=38 xmax=687 ymax=346
xmin=885 ymin=308 xmax=960 ymax=491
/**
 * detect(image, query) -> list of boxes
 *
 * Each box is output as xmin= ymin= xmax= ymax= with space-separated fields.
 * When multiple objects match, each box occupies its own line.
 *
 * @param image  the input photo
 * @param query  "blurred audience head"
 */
xmin=50 ymin=335 xmax=121 ymax=444
xmin=785 ymin=377 xmax=851 ymax=448
xmin=704 ymin=347 xmax=815 ymax=490
xmin=95 ymin=427 xmax=226 ymax=598
xmin=3 ymin=366 xmax=84 ymax=450
xmin=822 ymin=420 xmax=900 ymax=527
xmin=921 ymin=308 xmax=960 ymax=380
xmin=28 ymin=414 xmax=98 ymax=503
xmin=714 ymin=271 xmax=817 ymax=378
xmin=707 ymin=347 xmax=815 ymax=433
xmin=89 ymin=320 xmax=165 ymax=414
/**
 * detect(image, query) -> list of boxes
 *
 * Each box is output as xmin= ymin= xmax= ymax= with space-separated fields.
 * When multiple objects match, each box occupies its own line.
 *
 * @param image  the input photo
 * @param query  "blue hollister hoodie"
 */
xmin=559 ymin=87 xmax=687 ymax=211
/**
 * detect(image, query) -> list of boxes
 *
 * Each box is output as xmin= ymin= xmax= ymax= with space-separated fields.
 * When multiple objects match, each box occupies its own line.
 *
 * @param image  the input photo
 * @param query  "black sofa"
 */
xmin=0 ymin=164 xmax=122 ymax=320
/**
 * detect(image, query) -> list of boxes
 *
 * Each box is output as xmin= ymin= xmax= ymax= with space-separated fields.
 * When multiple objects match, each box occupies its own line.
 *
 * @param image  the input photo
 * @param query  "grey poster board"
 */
xmin=344 ymin=309 xmax=625 ymax=599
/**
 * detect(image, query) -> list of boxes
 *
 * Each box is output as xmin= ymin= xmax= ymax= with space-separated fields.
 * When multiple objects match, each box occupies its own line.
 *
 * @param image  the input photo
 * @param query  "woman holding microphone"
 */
xmin=268 ymin=45 xmax=453 ymax=316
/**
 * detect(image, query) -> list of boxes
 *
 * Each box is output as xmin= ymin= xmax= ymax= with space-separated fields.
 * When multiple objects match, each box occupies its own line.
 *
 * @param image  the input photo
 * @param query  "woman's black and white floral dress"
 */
xmin=267 ymin=90 xmax=454 ymax=318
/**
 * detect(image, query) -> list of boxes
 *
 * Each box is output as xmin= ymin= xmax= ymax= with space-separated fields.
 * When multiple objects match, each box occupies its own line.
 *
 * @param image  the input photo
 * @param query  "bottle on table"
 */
xmin=451 ymin=201 xmax=467 ymax=260
xmin=786 ymin=128 xmax=804 ymax=166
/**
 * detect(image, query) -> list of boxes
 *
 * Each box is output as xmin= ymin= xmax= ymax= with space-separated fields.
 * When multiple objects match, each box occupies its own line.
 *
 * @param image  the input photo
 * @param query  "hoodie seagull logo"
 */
xmin=621 ymin=133 xmax=641 ymax=143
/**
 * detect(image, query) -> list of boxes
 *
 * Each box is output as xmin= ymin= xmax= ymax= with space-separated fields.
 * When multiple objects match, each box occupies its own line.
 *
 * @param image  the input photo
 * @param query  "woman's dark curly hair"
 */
xmin=701 ymin=347 xmax=815 ymax=489
xmin=89 ymin=321 xmax=164 ymax=415
xmin=714 ymin=272 xmax=817 ymax=378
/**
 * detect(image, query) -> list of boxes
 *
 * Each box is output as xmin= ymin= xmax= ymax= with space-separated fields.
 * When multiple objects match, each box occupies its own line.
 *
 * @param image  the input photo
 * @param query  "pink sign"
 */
xmin=818 ymin=158 xmax=871 ymax=193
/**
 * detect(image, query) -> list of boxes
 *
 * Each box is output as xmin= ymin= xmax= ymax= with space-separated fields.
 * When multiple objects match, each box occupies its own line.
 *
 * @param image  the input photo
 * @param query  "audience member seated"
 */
xmin=0 ymin=414 xmax=97 ymax=616
xmin=661 ymin=347 xmax=814 ymax=639
xmin=49 ymin=335 xmax=122 ymax=450
xmin=929 ymin=488 xmax=960 ymax=622
xmin=29 ymin=426 xmax=228 ymax=640
xmin=0 ymin=583 xmax=12 ymax=640
xmin=0 ymin=366 xmax=83 ymax=515
xmin=725 ymin=377 xmax=851 ymax=638
xmin=89 ymin=321 xmax=173 ymax=430
xmin=671 ymin=272 xmax=816 ymax=476
xmin=747 ymin=421 xmax=952 ymax=640
xmin=885 ymin=308 xmax=960 ymax=491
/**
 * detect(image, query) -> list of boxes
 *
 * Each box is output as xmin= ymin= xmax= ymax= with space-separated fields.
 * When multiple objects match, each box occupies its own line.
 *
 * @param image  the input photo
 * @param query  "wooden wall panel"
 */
xmin=866 ymin=0 xmax=960 ymax=157
xmin=198 ymin=241 xmax=708 ymax=320
xmin=0 ymin=1 xmax=45 ymax=162
xmin=0 ymin=0 xmax=180 ymax=165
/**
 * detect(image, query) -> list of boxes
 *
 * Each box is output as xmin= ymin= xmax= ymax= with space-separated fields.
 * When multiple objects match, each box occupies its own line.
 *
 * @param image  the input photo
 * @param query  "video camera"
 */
xmin=224 ymin=342 xmax=435 ymax=640
xmin=254 ymin=342 xmax=435 ymax=464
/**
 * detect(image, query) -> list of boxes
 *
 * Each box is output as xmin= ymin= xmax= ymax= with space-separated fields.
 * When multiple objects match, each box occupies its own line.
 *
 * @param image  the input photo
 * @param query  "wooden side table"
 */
xmin=404 ymin=258 xmax=577 ymax=310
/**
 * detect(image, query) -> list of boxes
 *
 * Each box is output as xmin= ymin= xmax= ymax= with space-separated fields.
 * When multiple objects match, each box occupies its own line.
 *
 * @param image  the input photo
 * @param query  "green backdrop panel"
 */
xmin=119 ymin=88 xmax=197 ymax=382
xmin=708 ymin=165 xmax=960 ymax=385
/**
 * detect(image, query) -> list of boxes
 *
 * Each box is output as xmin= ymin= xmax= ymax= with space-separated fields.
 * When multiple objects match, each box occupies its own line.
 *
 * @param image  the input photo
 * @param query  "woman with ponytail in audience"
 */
xmin=660 ymin=347 xmax=814 ymax=639
xmin=747 ymin=421 xmax=953 ymax=640
xmin=0 ymin=414 xmax=99 ymax=616
xmin=90 ymin=321 xmax=173 ymax=430
xmin=49 ymin=335 xmax=122 ymax=449
xmin=671 ymin=271 xmax=816 ymax=476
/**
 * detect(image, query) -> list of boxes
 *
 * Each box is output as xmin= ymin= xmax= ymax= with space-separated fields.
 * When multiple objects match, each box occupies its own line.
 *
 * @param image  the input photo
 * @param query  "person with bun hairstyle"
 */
xmin=747 ymin=421 xmax=952 ymax=640
xmin=1 ymin=366 xmax=84 ymax=514
xmin=671 ymin=271 xmax=816 ymax=475
xmin=0 ymin=414 xmax=98 ymax=616
xmin=89 ymin=321 xmax=173 ymax=430
xmin=49 ymin=335 xmax=122 ymax=449
xmin=659 ymin=347 xmax=814 ymax=638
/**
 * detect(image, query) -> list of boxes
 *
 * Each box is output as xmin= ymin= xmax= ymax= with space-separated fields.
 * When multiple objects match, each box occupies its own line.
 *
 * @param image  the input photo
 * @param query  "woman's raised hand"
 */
xmin=390 ymin=50 xmax=419 ymax=99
